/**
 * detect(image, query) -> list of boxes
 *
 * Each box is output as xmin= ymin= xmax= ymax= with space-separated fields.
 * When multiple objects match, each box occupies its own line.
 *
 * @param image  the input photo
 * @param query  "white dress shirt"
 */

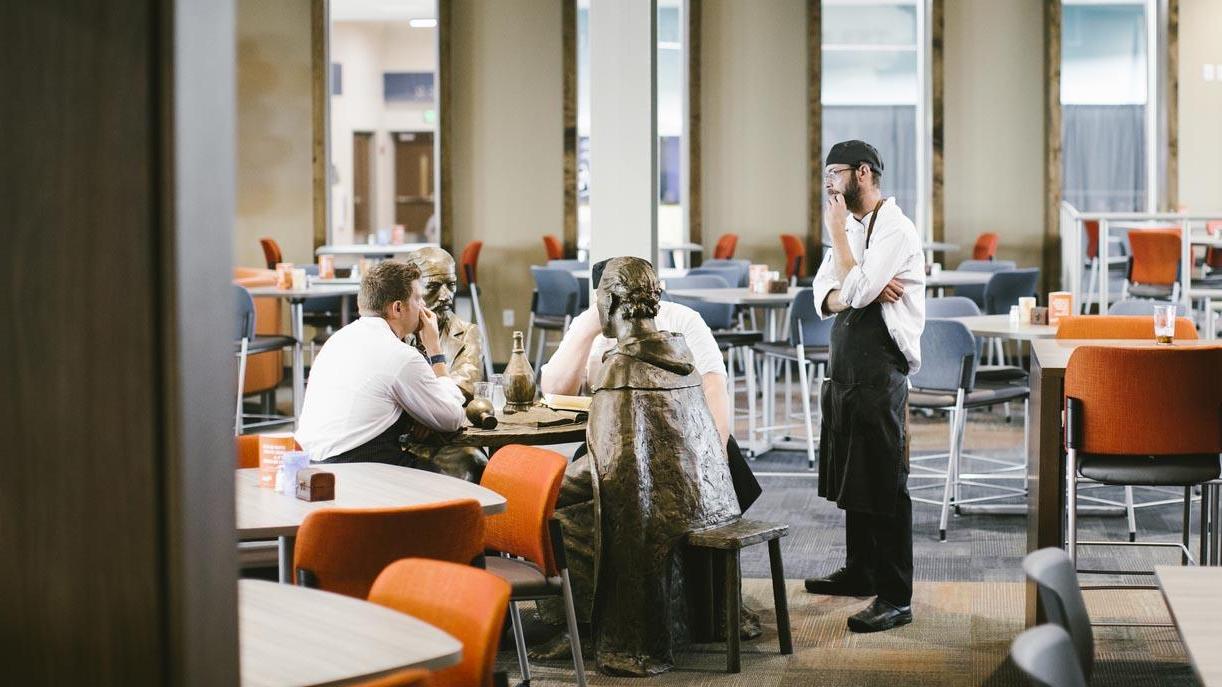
xmin=809 ymin=197 xmax=926 ymax=374
xmin=295 ymin=316 xmax=466 ymax=461
xmin=540 ymin=301 xmax=727 ymax=390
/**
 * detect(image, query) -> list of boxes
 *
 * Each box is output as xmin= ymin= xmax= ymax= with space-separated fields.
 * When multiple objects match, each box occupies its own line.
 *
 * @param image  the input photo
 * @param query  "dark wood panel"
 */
xmin=687 ymin=0 xmax=703 ymax=257
xmin=438 ymin=0 xmax=454 ymax=255
xmin=562 ymin=0 xmax=577 ymax=258
xmin=1025 ymin=354 xmax=1065 ymax=627
xmin=313 ymin=0 xmax=330 ymax=249
xmin=806 ymin=0 xmax=822 ymax=265
xmin=1042 ymin=0 xmax=1062 ymax=296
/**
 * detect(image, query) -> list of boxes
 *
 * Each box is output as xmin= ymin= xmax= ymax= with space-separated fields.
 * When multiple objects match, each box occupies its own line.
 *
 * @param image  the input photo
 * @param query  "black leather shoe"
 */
xmin=847 ymin=599 xmax=912 ymax=633
xmin=803 ymin=567 xmax=876 ymax=596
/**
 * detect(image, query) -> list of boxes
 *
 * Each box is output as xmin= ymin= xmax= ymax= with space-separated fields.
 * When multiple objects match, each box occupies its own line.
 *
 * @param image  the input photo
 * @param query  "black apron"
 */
xmin=817 ymin=201 xmax=910 ymax=515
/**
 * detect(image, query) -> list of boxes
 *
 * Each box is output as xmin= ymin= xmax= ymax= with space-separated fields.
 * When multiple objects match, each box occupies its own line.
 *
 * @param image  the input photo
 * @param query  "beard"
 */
xmin=841 ymin=173 xmax=866 ymax=216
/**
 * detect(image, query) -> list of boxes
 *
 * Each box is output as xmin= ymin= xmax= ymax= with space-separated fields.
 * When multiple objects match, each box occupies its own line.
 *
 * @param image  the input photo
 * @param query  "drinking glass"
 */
xmin=489 ymin=374 xmax=507 ymax=415
xmin=474 ymin=381 xmax=494 ymax=401
xmin=1153 ymin=304 xmax=1176 ymax=344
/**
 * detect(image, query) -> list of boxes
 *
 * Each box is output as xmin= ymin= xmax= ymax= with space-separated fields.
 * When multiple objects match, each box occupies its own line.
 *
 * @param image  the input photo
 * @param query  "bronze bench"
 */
xmin=687 ymin=518 xmax=793 ymax=673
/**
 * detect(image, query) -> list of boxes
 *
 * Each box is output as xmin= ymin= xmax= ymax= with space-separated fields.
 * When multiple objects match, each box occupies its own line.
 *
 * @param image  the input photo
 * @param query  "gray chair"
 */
xmin=698 ymin=259 xmax=751 ymax=287
xmin=983 ymin=268 xmax=1040 ymax=315
xmin=688 ymin=265 xmax=744 ymax=289
xmin=749 ymin=289 xmax=833 ymax=469
xmin=527 ymin=267 xmax=581 ymax=372
xmin=234 ymin=285 xmax=296 ymax=435
xmin=926 ymin=297 xmax=1027 ymax=384
xmin=1010 ymin=624 xmax=1088 ymax=687
xmin=547 ymin=260 xmax=590 ymax=308
xmin=908 ymin=319 xmax=1030 ymax=540
xmin=1106 ymin=299 xmax=1187 ymax=317
xmin=954 ymin=259 xmax=1016 ymax=309
xmin=1021 ymin=548 xmax=1094 ymax=682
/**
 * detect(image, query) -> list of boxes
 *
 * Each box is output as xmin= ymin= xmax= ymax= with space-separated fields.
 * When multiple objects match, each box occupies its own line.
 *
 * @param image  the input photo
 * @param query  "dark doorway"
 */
xmin=393 ymin=131 xmax=435 ymax=236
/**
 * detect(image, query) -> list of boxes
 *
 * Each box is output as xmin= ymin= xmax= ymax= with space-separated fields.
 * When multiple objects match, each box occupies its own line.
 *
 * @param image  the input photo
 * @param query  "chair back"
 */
xmin=1064 ymin=346 xmax=1221 ymax=457
xmin=954 ymin=260 xmax=1016 ymax=308
xmin=713 ymin=233 xmax=739 ymax=259
xmin=982 ymin=268 xmax=1039 ymax=315
xmin=972 ymin=232 xmax=999 ymax=260
xmin=925 ymin=296 xmax=981 ymax=318
xmin=530 ymin=267 xmax=581 ymax=318
xmin=293 ymin=499 xmax=486 ymax=599
xmin=699 ymin=259 xmax=751 ymax=287
xmin=235 ymin=435 xmax=260 ymax=469
xmin=1106 ymin=299 xmax=1187 ymax=317
xmin=233 ymin=271 xmax=285 ymax=394
xmin=665 ymin=275 xmax=735 ymax=330
xmin=1021 ymin=548 xmax=1094 ymax=680
xmin=780 ymin=234 xmax=806 ymax=279
xmin=459 ymin=240 xmax=483 ymax=286
xmin=546 ymin=259 xmax=589 ymax=271
xmin=542 ymin=234 xmax=565 ymax=261
xmin=235 ymin=285 xmax=255 ymax=341
xmin=1127 ymin=228 xmax=1180 ymax=287
xmin=481 ymin=445 xmax=568 ymax=576
xmin=910 ymin=319 xmax=977 ymax=393
xmin=369 ymin=559 xmax=510 ymax=687
xmin=1010 ymin=624 xmax=1088 ymax=687
xmin=1056 ymin=315 xmax=1197 ymax=340
xmin=788 ymin=289 xmax=833 ymax=348
xmin=259 ymin=237 xmax=283 ymax=269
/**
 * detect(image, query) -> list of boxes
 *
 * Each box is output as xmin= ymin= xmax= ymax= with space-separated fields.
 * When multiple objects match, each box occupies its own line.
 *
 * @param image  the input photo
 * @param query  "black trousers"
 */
xmin=844 ymin=473 xmax=913 ymax=607
xmin=322 ymin=413 xmax=435 ymax=472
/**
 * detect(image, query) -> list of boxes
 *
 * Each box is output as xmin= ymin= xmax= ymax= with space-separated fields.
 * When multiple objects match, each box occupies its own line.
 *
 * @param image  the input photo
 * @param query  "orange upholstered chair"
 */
xmin=293 ymin=499 xmax=486 ymax=599
xmin=713 ymin=233 xmax=739 ymax=260
xmin=232 ymin=269 xmax=285 ymax=398
xmin=459 ymin=240 xmax=483 ymax=287
xmin=480 ymin=445 xmax=586 ymax=686
xmin=1056 ymin=315 xmax=1198 ymax=341
xmin=1063 ymin=346 xmax=1222 ymax=570
xmin=236 ymin=435 xmax=260 ymax=469
xmin=1126 ymin=228 xmax=1180 ymax=298
xmin=259 ymin=237 xmax=284 ymax=269
xmin=350 ymin=669 xmax=432 ymax=687
xmin=542 ymin=234 xmax=564 ymax=261
xmin=369 ymin=559 xmax=510 ymax=687
xmin=780 ymin=234 xmax=806 ymax=280
xmin=972 ymin=232 xmax=999 ymax=260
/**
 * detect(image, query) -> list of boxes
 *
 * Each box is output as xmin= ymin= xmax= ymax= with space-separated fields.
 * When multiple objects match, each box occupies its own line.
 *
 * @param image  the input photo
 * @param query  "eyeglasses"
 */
xmin=823 ymin=166 xmax=855 ymax=181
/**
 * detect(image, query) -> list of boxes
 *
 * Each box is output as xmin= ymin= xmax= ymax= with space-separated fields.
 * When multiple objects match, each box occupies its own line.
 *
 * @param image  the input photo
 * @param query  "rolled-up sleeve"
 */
xmin=838 ymin=225 xmax=915 ymax=309
xmin=391 ymin=352 xmax=467 ymax=432
xmin=809 ymin=250 xmax=842 ymax=319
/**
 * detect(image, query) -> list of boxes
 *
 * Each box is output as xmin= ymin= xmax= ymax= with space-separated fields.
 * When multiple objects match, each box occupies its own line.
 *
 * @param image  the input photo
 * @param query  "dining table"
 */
xmin=666 ymin=286 xmax=803 ymax=340
xmin=236 ymin=463 xmax=506 ymax=583
xmin=240 ymin=579 xmax=461 ymax=687
xmin=1023 ymin=338 xmax=1221 ymax=626
xmin=1156 ymin=566 xmax=1222 ymax=686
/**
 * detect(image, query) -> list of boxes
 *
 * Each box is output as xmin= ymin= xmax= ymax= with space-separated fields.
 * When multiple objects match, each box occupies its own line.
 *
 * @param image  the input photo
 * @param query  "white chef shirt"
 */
xmin=295 ymin=316 xmax=466 ymax=461
xmin=809 ymin=197 xmax=926 ymax=374
xmin=541 ymin=301 xmax=728 ymax=391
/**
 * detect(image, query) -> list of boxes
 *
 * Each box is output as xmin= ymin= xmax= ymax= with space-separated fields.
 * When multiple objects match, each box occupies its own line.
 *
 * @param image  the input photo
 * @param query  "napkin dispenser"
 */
xmin=296 ymin=469 xmax=335 ymax=502
xmin=1030 ymin=306 xmax=1049 ymax=325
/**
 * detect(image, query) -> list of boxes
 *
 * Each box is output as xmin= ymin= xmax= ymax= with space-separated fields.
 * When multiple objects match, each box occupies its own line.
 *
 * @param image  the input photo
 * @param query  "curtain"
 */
xmin=1061 ymin=104 xmax=1145 ymax=212
xmin=822 ymin=105 xmax=918 ymax=245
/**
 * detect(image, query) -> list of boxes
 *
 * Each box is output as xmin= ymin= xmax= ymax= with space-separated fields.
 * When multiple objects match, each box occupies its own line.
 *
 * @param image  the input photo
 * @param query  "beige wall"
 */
xmin=235 ymin=0 xmax=315 ymax=269
xmin=701 ymin=0 xmax=807 ymax=272
xmin=942 ymin=0 xmax=1045 ymax=273
xmin=1177 ymin=0 xmax=1222 ymax=214
xmin=450 ymin=0 xmax=564 ymax=363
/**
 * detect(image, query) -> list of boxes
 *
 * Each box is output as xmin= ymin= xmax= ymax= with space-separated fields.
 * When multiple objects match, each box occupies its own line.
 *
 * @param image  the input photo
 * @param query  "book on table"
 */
xmin=542 ymin=394 xmax=592 ymax=413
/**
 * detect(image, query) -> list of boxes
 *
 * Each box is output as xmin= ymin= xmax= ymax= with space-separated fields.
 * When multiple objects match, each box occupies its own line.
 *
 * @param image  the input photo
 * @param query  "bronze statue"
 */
xmin=399 ymin=246 xmax=487 ymax=482
xmin=550 ymin=256 xmax=740 ymax=676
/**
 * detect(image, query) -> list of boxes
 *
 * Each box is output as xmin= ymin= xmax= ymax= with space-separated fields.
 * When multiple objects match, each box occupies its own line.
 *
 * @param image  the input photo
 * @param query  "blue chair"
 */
xmin=1022 ymin=548 xmax=1094 ymax=682
xmin=697 ymin=259 xmax=751 ymax=288
xmin=953 ymin=259 xmax=1016 ymax=309
xmin=528 ymin=267 xmax=581 ymax=372
xmin=1009 ymin=625 xmax=1087 ymax=687
xmin=234 ymin=285 xmax=296 ymax=435
xmin=925 ymin=297 xmax=1027 ymax=384
xmin=546 ymin=260 xmax=591 ymax=308
xmin=908 ymin=319 xmax=1029 ymax=541
xmin=1106 ymin=298 xmax=1187 ymax=317
xmin=546 ymin=259 xmax=589 ymax=271
xmin=688 ymin=265 xmax=743 ymax=289
xmin=983 ymin=268 xmax=1040 ymax=315
xmin=749 ymin=289 xmax=834 ymax=469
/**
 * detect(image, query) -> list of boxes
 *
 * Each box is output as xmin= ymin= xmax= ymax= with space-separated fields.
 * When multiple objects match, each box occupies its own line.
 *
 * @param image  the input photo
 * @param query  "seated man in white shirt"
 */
xmin=540 ymin=258 xmax=731 ymax=445
xmin=295 ymin=260 xmax=466 ymax=469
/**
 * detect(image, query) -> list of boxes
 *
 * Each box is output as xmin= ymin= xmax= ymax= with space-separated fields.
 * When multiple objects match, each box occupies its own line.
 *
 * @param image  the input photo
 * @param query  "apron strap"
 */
xmin=864 ymin=199 xmax=886 ymax=249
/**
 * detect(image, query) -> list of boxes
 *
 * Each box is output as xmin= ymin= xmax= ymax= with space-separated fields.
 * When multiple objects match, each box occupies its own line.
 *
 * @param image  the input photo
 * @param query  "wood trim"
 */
xmin=1166 ymin=0 xmax=1178 ymax=210
xmin=687 ymin=0 xmax=703 ymax=255
xmin=562 ymin=0 xmax=577 ymax=258
xmin=806 ymin=0 xmax=822 ymax=264
xmin=931 ymin=0 xmax=944 ymax=246
xmin=438 ymin=0 xmax=454 ymax=255
xmin=312 ymin=0 xmax=329 ymax=250
xmin=1043 ymin=0 xmax=1062 ymax=296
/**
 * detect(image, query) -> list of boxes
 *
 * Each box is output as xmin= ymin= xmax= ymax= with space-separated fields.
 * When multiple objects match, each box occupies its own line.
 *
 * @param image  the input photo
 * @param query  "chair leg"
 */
xmin=1125 ymin=486 xmax=1137 ymax=542
xmin=235 ymin=339 xmax=249 ymax=436
xmin=534 ymin=330 xmax=548 ymax=375
xmin=1182 ymin=487 xmax=1192 ymax=566
xmin=746 ymin=348 xmax=757 ymax=456
xmin=1200 ymin=486 xmax=1211 ymax=566
xmin=938 ymin=408 xmax=955 ymax=542
xmin=560 ymin=569 xmax=588 ymax=687
xmin=797 ymin=356 xmax=816 ymax=470
xmin=507 ymin=601 xmax=532 ymax=685
xmin=768 ymin=539 xmax=793 ymax=655
xmin=725 ymin=550 xmax=742 ymax=674
xmin=1067 ymin=449 xmax=1078 ymax=565
xmin=525 ymin=313 xmax=536 ymax=358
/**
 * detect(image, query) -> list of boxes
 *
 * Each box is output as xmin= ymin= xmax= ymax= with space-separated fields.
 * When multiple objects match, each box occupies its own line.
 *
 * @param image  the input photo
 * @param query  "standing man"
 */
xmin=803 ymin=140 xmax=926 ymax=633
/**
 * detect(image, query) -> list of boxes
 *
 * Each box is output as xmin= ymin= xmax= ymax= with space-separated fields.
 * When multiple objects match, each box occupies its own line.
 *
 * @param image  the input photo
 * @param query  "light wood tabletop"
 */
xmin=666 ymin=286 xmax=802 ymax=306
xmin=950 ymin=314 xmax=1058 ymax=340
xmin=1030 ymin=338 xmax=1220 ymax=371
xmin=925 ymin=270 xmax=993 ymax=288
xmin=240 ymin=579 xmax=461 ymax=687
xmin=315 ymin=243 xmax=436 ymax=256
xmin=236 ymin=463 xmax=506 ymax=539
xmin=1156 ymin=566 xmax=1222 ymax=686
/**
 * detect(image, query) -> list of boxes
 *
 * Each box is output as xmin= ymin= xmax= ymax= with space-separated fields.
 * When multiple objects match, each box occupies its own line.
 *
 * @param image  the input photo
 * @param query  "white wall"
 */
xmin=701 ymin=0 xmax=807 ymax=272
xmin=942 ymin=0 xmax=1046 ymax=271
xmin=235 ymin=0 xmax=314 ymax=268
xmin=1177 ymin=0 xmax=1222 ymax=214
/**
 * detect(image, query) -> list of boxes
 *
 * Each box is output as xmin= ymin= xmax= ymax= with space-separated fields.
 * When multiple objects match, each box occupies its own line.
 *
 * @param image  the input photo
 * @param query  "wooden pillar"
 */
xmin=1043 ymin=0 xmax=1062 ymax=296
xmin=687 ymin=0 xmax=703 ymax=253
xmin=312 ymin=0 xmax=329 ymax=250
xmin=438 ymin=0 xmax=455 ymax=255
xmin=562 ymin=0 xmax=578 ymax=258
xmin=806 ymin=0 xmax=822 ymax=264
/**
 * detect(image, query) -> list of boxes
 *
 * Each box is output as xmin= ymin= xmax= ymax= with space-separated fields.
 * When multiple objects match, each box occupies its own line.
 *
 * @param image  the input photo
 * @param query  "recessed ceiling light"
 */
xmin=409 ymin=18 xmax=437 ymax=28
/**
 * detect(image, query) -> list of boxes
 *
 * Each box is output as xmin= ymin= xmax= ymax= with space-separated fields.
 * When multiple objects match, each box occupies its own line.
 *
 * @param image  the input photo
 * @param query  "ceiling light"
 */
xmin=409 ymin=18 xmax=437 ymax=28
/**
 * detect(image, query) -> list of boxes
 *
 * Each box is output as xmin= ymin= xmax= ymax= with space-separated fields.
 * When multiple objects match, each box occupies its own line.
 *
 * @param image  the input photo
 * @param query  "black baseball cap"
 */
xmin=825 ymin=140 xmax=884 ymax=174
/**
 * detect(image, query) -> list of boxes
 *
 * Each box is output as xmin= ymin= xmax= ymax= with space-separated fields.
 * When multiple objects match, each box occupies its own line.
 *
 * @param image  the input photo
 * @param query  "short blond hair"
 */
xmin=358 ymin=261 xmax=420 ymax=316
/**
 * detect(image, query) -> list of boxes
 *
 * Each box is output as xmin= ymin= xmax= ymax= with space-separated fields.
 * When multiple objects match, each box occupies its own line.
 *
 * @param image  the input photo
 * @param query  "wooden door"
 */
xmin=393 ymin=131 xmax=434 ymax=235
xmin=352 ymin=132 xmax=374 ymax=240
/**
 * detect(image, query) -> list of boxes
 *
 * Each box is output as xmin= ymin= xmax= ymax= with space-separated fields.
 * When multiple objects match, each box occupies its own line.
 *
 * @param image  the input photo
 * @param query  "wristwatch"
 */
xmin=428 ymin=353 xmax=447 ymax=366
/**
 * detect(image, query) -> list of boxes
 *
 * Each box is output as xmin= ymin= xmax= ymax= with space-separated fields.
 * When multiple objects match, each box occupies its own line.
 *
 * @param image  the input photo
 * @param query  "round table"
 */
xmin=950 ymin=314 xmax=1058 ymax=340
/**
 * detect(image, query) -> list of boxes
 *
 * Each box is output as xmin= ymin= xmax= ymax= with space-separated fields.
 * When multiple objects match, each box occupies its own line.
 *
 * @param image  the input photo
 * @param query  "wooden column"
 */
xmin=312 ymin=0 xmax=329 ymax=249
xmin=687 ymin=0 xmax=703 ymax=253
xmin=806 ymin=0 xmax=822 ymax=264
xmin=1042 ymin=0 xmax=1062 ymax=296
xmin=1166 ymin=0 xmax=1179 ymax=210
xmin=438 ymin=0 xmax=454 ymax=255
xmin=931 ymin=0 xmax=945 ymax=249
xmin=562 ymin=0 xmax=578 ymax=258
